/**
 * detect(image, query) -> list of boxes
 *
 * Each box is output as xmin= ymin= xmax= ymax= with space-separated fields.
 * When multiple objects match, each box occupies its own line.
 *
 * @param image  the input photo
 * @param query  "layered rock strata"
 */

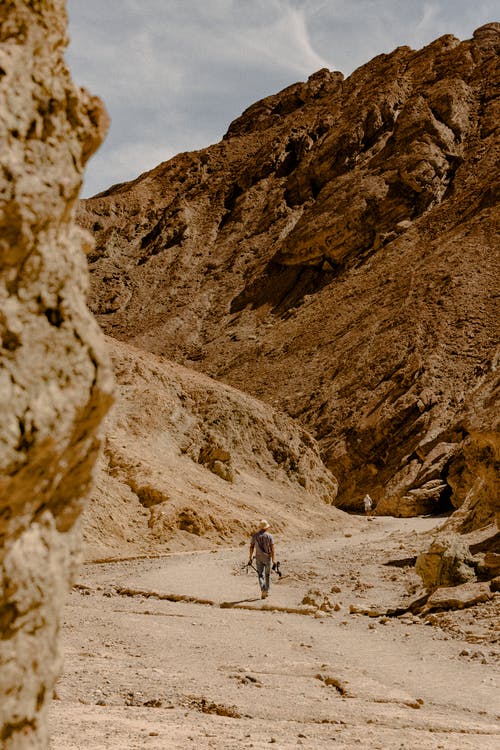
xmin=0 ymin=1 xmax=112 ymax=746
xmin=79 ymin=24 xmax=499 ymax=518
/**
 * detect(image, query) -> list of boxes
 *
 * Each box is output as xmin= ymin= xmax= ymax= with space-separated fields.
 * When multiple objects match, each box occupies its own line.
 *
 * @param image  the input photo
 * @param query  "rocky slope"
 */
xmin=85 ymin=337 xmax=345 ymax=561
xmin=0 ymin=1 xmax=112 ymax=746
xmin=78 ymin=24 xmax=499 ymax=519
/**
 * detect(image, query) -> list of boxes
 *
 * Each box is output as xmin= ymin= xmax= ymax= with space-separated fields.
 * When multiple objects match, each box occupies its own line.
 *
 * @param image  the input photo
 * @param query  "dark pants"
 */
xmin=256 ymin=558 xmax=271 ymax=592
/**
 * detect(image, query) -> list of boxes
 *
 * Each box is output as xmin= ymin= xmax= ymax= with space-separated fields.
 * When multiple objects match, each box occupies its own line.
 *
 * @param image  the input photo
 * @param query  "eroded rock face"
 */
xmin=414 ymin=373 xmax=499 ymax=604
xmin=0 ymin=2 xmax=112 ymax=746
xmin=79 ymin=24 xmax=499 ymax=518
xmin=84 ymin=337 xmax=342 ymax=561
xmin=454 ymin=373 xmax=500 ymax=529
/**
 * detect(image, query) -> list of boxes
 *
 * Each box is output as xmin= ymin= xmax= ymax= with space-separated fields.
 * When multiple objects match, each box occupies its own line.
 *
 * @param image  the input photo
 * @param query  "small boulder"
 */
xmin=415 ymin=534 xmax=476 ymax=591
xmin=423 ymin=581 xmax=492 ymax=612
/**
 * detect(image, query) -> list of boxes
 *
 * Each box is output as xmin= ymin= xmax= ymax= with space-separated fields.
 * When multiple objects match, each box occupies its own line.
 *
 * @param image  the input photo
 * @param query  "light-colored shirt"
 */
xmin=252 ymin=530 xmax=274 ymax=561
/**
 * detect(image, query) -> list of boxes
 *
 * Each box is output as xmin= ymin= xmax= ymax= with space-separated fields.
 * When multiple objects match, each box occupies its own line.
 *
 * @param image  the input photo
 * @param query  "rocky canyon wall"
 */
xmin=79 ymin=24 xmax=499 ymax=520
xmin=0 ymin=1 xmax=112 ymax=746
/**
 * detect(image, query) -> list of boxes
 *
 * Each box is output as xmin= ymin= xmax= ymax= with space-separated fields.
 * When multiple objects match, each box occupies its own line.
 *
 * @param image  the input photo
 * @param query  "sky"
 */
xmin=65 ymin=1 xmax=497 ymax=197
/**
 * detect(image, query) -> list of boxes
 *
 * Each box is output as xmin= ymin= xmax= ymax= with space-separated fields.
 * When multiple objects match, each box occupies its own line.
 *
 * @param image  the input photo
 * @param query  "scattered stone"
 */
xmin=315 ymin=674 xmax=350 ymax=696
xmin=302 ymin=589 xmax=336 ymax=613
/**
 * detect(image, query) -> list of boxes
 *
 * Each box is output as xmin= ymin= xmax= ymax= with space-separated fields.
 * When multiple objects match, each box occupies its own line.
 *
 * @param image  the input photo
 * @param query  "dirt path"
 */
xmin=50 ymin=517 xmax=500 ymax=749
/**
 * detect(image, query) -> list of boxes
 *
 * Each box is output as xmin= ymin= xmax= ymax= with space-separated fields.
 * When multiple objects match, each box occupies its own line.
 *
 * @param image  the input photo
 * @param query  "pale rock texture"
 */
xmin=0 ymin=1 xmax=112 ymax=746
xmin=84 ymin=337 xmax=343 ymax=561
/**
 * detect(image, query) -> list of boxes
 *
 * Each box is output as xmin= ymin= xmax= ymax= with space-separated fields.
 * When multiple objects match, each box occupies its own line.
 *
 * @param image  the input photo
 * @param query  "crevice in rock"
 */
xmin=16 ymin=415 xmax=36 ymax=453
xmin=2 ymin=330 xmax=21 ymax=351
xmin=218 ymin=182 xmax=244 ymax=229
xmin=140 ymin=220 xmax=163 ymax=248
xmin=310 ymin=177 xmax=322 ymax=199
xmin=44 ymin=306 xmax=63 ymax=327
xmin=0 ymin=602 xmax=18 ymax=639
xmin=229 ymin=261 xmax=338 ymax=316
xmin=275 ymin=140 xmax=301 ymax=178
xmin=434 ymin=481 xmax=454 ymax=514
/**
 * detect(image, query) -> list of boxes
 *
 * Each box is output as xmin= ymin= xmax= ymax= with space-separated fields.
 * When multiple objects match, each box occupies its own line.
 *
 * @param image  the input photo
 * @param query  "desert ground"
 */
xmin=50 ymin=516 xmax=499 ymax=749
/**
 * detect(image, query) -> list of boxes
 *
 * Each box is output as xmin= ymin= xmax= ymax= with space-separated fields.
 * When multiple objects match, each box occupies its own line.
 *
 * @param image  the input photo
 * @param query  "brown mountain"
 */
xmin=78 ymin=24 xmax=499 ymax=519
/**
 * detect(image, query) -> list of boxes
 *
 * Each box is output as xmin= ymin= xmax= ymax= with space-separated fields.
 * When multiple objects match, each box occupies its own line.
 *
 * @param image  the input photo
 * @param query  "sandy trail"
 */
xmin=50 ymin=517 xmax=499 ymax=749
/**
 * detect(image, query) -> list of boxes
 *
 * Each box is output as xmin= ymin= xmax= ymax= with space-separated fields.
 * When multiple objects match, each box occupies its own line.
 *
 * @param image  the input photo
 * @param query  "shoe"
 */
xmin=261 ymin=590 xmax=268 ymax=599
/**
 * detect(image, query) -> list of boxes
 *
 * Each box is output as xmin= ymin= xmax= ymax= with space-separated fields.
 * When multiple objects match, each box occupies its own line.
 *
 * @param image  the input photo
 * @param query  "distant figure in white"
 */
xmin=249 ymin=520 xmax=276 ymax=599
xmin=363 ymin=494 xmax=374 ymax=516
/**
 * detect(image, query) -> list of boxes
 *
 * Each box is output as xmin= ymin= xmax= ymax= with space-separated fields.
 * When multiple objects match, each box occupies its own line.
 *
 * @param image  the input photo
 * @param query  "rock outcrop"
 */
xmin=415 ymin=535 xmax=476 ymax=591
xmin=0 ymin=1 xmax=112 ymax=746
xmin=446 ymin=372 xmax=500 ymax=532
xmin=414 ymin=372 xmax=499 ymax=605
xmin=85 ymin=337 xmax=344 ymax=561
xmin=79 ymin=24 xmax=499 ymax=519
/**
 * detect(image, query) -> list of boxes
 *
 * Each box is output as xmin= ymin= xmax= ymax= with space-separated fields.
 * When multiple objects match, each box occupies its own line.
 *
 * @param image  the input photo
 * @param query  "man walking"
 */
xmin=249 ymin=520 xmax=275 ymax=599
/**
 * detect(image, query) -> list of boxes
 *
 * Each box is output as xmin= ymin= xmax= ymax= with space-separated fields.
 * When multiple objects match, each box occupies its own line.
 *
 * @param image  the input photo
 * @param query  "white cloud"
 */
xmin=238 ymin=5 xmax=333 ymax=75
xmin=415 ymin=2 xmax=440 ymax=34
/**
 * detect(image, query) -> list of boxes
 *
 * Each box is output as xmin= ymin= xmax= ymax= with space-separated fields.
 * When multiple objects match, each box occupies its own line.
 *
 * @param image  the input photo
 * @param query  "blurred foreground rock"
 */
xmin=0 ymin=1 xmax=112 ymax=746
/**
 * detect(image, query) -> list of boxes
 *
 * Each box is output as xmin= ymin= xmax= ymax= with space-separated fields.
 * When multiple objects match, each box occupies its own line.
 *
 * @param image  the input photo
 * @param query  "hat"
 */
xmin=258 ymin=519 xmax=270 ymax=530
